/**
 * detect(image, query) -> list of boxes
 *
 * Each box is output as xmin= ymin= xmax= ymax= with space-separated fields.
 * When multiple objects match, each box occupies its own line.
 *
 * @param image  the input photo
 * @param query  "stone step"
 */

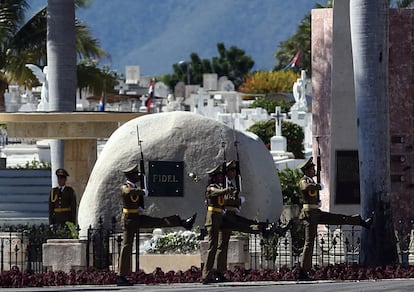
xmin=0 ymin=169 xmax=51 ymax=224
xmin=0 ymin=203 xmax=48 ymax=212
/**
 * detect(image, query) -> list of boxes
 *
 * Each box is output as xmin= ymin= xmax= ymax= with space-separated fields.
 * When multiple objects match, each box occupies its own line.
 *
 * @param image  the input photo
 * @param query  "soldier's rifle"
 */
xmin=137 ymin=125 xmax=147 ymax=209
xmin=220 ymin=128 xmax=230 ymax=188
xmin=316 ymin=136 xmax=321 ymax=203
xmin=232 ymin=122 xmax=242 ymax=193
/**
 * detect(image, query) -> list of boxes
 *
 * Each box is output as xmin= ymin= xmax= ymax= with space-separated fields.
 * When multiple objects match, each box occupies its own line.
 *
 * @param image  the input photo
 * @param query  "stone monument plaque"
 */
xmin=148 ymin=161 xmax=184 ymax=196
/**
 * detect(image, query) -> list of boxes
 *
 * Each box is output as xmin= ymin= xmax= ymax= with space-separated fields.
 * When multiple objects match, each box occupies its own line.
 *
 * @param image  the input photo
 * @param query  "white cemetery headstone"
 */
xmin=116 ymin=80 xmax=127 ymax=94
xmin=18 ymin=90 xmax=38 ymax=112
xmin=5 ymin=85 xmax=22 ymax=112
xmin=125 ymin=65 xmax=140 ymax=84
xmin=221 ymin=80 xmax=235 ymax=92
xmin=139 ymin=95 xmax=148 ymax=112
xmin=154 ymin=81 xmax=169 ymax=98
xmin=203 ymin=73 xmax=218 ymax=91
xmin=217 ymin=76 xmax=228 ymax=90
xmin=174 ymin=81 xmax=186 ymax=99
xmin=270 ymin=106 xmax=287 ymax=154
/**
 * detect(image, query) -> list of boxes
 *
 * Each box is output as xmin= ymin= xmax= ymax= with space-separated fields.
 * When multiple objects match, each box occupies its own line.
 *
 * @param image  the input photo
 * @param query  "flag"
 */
xmin=283 ymin=49 xmax=302 ymax=70
xmin=145 ymin=79 xmax=155 ymax=112
xmin=98 ymin=93 xmax=105 ymax=111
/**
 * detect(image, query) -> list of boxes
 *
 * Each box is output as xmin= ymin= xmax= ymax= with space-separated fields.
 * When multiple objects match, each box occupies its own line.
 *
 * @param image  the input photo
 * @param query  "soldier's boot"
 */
xmin=262 ymin=219 xmax=293 ymax=238
xmin=116 ymin=275 xmax=133 ymax=286
xmin=361 ymin=216 xmax=373 ymax=229
xmin=276 ymin=219 xmax=294 ymax=236
xmin=297 ymin=269 xmax=313 ymax=281
xmin=261 ymin=223 xmax=274 ymax=239
xmin=181 ymin=213 xmax=197 ymax=230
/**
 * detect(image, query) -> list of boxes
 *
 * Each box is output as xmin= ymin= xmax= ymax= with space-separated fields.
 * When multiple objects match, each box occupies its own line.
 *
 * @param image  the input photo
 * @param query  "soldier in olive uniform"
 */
xmin=201 ymin=163 xmax=279 ymax=284
xmin=49 ymin=168 xmax=77 ymax=226
xmin=117 ymin=164 xmax=196 ymax=286
xmin=215 ymin=160 xmax=291 ymax=281
xmin=298 ymin=157 xmax=373 ymax=279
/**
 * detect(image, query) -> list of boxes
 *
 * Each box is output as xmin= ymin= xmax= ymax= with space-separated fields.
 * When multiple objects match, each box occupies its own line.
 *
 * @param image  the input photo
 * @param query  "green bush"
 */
xmin=9 ymin=159 xmax=51 ymax=169
xmin=247 ymin=119 xmax=305 ymax=158
xmin=278 ymin=167 xmax=303 ymax=205
xmin=249 ymin=98 xmax=292 ymax=114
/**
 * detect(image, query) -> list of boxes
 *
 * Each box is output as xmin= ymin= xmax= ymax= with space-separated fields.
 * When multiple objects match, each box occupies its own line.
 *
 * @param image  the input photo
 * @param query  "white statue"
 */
xmin=163 ymin=94 xmax=184 ymax=112
xmin=291 ymin=70 xmax=310 ymax=112
xmin=25 ymin=64 xmax=48 ymax=111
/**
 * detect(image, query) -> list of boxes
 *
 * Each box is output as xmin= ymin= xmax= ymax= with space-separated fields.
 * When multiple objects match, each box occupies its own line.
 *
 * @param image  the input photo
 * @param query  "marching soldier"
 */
xmin=215 ymin=160 xmax=291 ymax=282
xmin=49 ymin=168 xmax=77 ymax=226
xmin=297 ymin=157 xmax=373 ymax=280
xmin=117 ymin=164 xmax=196 ymax=286
xmin=201 ymin=163 xmax=282 ymax=284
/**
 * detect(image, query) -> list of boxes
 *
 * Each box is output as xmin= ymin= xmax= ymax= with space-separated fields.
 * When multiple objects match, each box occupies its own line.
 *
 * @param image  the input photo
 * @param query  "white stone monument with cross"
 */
xmin=270 ymin=106 xmax=294 ymax=162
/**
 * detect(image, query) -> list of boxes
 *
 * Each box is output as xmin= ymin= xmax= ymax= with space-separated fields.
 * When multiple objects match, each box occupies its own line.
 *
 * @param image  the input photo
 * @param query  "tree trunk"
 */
xmin=47 ymin=0 xmax=76 ymax=185
xmin=350 ymin=0 xmax=398 ymax=266
xmin=0 ymin=80 xmax=8 ymax=112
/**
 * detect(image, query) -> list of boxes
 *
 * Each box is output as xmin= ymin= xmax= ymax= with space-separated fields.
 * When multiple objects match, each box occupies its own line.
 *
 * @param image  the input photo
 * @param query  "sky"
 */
xmin=28 ymin=0 xmax=321 ymax=76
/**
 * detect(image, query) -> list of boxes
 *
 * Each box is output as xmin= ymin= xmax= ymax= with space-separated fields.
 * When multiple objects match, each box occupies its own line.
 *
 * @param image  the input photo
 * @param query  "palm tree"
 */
xmin=350 ymin=0 xmax=398 ymax=266
xmin=0 ymin=0 xmax=106 ymax=111
xmin=46 ymin=0 xmax=76 ymax=182
xmin=273 ymin=2 xmax=332 ymax=73
xmin=274 ymin=1 xmax=414 ymax=74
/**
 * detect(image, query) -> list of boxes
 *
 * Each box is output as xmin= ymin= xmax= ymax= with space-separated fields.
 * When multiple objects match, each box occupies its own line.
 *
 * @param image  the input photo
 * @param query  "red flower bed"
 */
xmin=2 ymin=264 xmax=414 ymax=287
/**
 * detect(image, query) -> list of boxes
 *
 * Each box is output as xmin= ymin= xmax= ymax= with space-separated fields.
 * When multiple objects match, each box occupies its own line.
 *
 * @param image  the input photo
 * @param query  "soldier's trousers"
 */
xmin=119 ymin=213 xmax=182 ymax=276
xmin=300 ymin=208 xmax=363 ymax=271
xmin=202 ymin=212 xmax=223 ymax=281
xmin=216 ymin=211 xmax=264 ymax=273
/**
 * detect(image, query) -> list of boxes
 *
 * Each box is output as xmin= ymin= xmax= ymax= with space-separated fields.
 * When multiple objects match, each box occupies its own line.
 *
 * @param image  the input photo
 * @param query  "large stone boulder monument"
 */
xmin=78 ymin=111 xmax=282 ymax=236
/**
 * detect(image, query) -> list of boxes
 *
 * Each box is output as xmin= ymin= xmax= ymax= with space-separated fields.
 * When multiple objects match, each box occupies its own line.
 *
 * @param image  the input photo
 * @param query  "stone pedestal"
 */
xmin=64 ymin=139 xmax=97 ymax=204
xmin=0 ymin=232 xmax=28 ymax=271
xmin=0 ymin=112 xmax=144 ymax=205
xmin=200 ymin=236 xmax=249 ymax=270
xmin=138 ymin=254 xmax=200 ymax=273
xmin=42 ymin=239 xmax=87 ymax=272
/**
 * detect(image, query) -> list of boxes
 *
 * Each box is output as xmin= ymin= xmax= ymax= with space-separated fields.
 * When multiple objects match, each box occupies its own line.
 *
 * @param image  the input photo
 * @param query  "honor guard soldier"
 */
xmin=297 ymin=157 xmax=373 ymax=280
xmin=117 ymin=164 xmax=196 ymax=286
xmin=49 ymin=168 xmax=77 ymax=226
xmin=201 ymin=163 xmax=285 ymax=284
xmin=215 ymin=160 xmax=291 ymax=282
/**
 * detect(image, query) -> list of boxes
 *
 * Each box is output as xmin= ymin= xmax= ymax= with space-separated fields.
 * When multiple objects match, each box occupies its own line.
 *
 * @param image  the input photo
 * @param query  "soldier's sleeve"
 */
xmin=299 ymin=177 xmax=320 ymax=192
xmin=206 ymin=184 xmax=230 ymax=197
xmin=49 ymin=189 xmax=52 ymax=224
xmin=71 ymin=188 xmax=77 ymax=224
xmin=120 ymin=184 xmax=130 ymax=195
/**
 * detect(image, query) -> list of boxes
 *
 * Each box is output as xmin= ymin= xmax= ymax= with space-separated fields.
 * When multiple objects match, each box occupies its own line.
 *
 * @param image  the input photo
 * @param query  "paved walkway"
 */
xmin=2 ymin=278 xmax=414 ymax=292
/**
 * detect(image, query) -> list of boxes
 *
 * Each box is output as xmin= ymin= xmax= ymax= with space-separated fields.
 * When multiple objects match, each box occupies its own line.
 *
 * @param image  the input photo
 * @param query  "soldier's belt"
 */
xmin=208 ymin=206 xmax=224 ymax=213
xmin=123 ymin=208 xmax=139 ymax=214
xmin=303 ymin=204 xmax=319 ymax=210
xmin=54 ymin=207 xmax=71 ymax=212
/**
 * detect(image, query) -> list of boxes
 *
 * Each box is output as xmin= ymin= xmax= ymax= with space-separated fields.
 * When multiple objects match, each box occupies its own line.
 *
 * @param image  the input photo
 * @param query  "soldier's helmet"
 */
xmin=226 ymin=160 xmax=237 ymax=170
xmin=298 ymin=157 xmax=315 ymax=172
xmin=122 ymin=164 xmax=141 ymax=176
xmin=206 ymin=164 xmax=224 ymax=176
xmin=55 ymin=168 xmax=69 ymax=177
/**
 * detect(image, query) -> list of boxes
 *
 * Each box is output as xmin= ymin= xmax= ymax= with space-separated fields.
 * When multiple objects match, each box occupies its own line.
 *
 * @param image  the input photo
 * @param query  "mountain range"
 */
xmin=30 ymin=0 xmax=322 ymax=76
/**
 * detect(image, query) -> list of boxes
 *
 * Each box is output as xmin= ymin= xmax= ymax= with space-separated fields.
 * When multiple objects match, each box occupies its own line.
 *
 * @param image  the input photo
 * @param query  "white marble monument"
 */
xmin=78 ymin=111 xmax=283 ymax=237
